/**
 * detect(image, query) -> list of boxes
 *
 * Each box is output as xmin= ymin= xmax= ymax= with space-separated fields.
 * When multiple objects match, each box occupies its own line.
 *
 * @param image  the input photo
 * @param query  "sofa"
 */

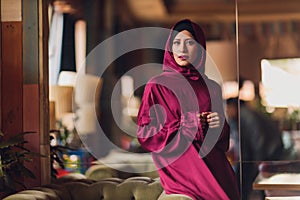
xmin=85 ymin=149 xmax=159 ymax=180
xmin=3 ymin=175 xmax=192 ymax=200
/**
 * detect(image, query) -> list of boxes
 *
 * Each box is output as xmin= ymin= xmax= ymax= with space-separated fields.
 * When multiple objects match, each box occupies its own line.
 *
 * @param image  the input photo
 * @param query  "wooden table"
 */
xmin=253 ymin=172 xmax=300 ymax=197
xmin=265 ymin=197 xmax=300 ymax=200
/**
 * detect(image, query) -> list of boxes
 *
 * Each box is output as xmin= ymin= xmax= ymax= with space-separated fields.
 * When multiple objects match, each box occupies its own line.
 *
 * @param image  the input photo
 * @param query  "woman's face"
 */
xmin=172 ymin=30 xmax=198 ymax=67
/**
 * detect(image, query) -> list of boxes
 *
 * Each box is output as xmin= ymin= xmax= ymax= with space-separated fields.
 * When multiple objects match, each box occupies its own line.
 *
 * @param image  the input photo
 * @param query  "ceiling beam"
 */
xmin=122 ymin=0 xmax=300 ymax=26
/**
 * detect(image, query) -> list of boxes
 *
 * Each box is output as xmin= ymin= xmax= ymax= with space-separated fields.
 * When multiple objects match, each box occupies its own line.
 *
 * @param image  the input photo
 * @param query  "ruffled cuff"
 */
xmin=180 ymin=112 xmax=202 ymax=141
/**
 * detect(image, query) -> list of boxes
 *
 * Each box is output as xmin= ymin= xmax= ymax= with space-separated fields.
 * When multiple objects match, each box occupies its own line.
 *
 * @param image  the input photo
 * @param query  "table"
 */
xmin=253 ymin=172 xmax=300 ymax=197
xmin=266 ymin=197 xmax=300 ymax=200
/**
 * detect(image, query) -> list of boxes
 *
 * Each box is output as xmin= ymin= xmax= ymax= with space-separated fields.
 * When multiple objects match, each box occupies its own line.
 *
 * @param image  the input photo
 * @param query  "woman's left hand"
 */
xmin=206 ymin=112 xmax=220 ymax=128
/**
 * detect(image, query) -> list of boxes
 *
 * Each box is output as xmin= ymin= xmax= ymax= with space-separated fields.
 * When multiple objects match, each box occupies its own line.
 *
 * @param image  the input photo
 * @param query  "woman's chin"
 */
xmin=178 ymin=61 xmax=190 ymax=67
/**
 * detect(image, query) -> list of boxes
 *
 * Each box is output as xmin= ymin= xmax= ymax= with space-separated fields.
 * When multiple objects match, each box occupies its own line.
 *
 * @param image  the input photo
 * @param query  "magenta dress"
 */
xmin=137 ymin=19 xmax=240 ymax=200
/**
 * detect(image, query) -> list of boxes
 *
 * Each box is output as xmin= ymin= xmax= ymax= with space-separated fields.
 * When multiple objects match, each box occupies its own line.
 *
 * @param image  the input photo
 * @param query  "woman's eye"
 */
xmin=173 ymin=41 xmax=180 ymax=45
xmin=186 ymin=40 xmax=195 ymax=45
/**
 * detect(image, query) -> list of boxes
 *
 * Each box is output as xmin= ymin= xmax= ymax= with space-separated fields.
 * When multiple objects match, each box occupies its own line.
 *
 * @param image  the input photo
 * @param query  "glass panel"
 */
xmin=237 ymin=1 xmax=300 ymax=199
xmin=47 ymin=0 xmax=241 ymax=196
xmin=81 ymin=0 xmax=241 ymax=189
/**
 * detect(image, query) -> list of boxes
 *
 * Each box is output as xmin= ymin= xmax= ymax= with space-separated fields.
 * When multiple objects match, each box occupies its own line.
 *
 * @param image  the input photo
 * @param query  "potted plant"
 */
xmin=0 ymin=131 xmax=40 ymax=195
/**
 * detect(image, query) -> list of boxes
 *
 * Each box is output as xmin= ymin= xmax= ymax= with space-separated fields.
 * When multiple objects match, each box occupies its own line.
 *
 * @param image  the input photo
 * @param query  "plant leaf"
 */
xmin=15 ymin=144 xmax=30 ymax=152
xmin=0 ymin=137 xmax=24 ymax=149
xmin=18 ymin=165 xmax=36 ymax=179
xmin=0 ymin=131 xmax=36 ymax=148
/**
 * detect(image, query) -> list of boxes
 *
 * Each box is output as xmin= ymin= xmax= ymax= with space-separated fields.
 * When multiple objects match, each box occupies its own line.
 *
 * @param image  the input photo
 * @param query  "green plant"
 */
xmin=55 ymin=120 xmax=70 ymax=146
xmin=0 ymin=131 xmax=40 ymax=195
xmin=49 ymin=131 xmax=73 ymax=178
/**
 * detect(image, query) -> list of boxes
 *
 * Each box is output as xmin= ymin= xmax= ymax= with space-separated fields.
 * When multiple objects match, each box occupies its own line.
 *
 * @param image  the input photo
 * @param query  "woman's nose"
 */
xmin=179 ymin=43 xmax=187 ymax=52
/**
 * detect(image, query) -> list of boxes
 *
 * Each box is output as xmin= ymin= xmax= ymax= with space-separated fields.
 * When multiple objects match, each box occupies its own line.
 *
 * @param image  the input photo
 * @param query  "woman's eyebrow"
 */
xmin=174 ymin=37 xmax=193 ymax=40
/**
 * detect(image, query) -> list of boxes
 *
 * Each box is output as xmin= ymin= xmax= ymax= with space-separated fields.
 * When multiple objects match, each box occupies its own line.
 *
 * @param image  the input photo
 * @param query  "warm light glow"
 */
xmin=261 ymin=58 xmax=300 ymax=107
xmin=239 ymin=80 xmax=255 ymax=101
xmin=222 ymin=81 xmax=238 ymax=99
xmin=222 ymin=80 xmax=255 ymax=101
xmin=123 ymin=96 xmax=140 ymax=117
xmin=121 ymin=75 xmax=134 ymax=98
xmin=58 ymin=71 xmax=77 ymax=86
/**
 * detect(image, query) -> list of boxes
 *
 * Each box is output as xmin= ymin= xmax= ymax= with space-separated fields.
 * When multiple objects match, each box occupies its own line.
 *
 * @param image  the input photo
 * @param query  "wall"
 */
xmin=0 ymin=0 xmax=50 ymax=197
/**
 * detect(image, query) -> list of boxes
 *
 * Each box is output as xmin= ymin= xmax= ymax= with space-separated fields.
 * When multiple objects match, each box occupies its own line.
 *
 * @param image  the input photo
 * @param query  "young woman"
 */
xmin=137 ymin=19 xmax=240 ymax=200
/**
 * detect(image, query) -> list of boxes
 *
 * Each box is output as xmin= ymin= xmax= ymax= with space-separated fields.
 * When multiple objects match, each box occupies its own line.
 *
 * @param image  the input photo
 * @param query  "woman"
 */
xmin=136 ymin=19 xmax=240 ymax=200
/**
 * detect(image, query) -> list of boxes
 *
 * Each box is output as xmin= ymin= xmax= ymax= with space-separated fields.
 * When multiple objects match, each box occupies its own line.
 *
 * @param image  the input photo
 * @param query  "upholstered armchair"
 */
xmin=3 ymin=175 xmax=192 ymax=200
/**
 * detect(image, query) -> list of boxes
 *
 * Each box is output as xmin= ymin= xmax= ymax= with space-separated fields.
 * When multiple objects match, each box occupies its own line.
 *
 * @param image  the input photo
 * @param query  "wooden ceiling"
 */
xmin=120 ymin=0 xmax=300 ymax=27
xmin=61 ymin=0 xmax=300 ymax=41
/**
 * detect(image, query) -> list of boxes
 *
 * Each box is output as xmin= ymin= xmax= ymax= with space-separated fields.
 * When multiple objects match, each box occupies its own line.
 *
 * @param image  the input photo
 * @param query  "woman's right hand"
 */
xmin=198 ymin=112 xmax=220 ymax=131
xmin=198 ymin=112 xmax=209 ymax=131
xmin=206 ymin=112 xmax=220 ymax=129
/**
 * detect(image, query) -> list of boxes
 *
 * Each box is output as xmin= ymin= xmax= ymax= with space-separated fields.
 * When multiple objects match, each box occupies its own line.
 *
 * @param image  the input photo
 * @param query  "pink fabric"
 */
xmin=137 ymin=19 xmax=240 ymax=200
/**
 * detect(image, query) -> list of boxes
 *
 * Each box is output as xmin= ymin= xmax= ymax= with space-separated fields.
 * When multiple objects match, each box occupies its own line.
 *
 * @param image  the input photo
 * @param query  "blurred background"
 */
xmin=47 ymin=0 xmax=300 ymax=199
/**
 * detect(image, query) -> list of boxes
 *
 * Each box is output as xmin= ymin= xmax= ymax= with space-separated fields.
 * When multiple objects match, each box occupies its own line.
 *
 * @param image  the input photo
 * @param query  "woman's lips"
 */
xmin=178 ymin=55 xmax=189 ymax=60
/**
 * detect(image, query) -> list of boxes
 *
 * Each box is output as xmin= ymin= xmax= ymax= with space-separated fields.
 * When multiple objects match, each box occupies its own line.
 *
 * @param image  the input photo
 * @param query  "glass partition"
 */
xmin=237 ymin=1 xmax=300 ymax=199
xmin=45 ymin=1 xmax=300 ymax=199
xmin=47 ymin=0 xmax=241 ymax=197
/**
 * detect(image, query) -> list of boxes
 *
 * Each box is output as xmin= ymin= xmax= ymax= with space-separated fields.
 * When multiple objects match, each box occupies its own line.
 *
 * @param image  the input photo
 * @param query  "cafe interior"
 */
xmin=1 ymin=0 xmax=300 ymax=199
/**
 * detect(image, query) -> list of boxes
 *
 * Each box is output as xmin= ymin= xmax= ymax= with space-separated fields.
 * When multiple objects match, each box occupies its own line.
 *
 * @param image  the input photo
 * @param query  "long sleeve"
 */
xmin=136 ymin=81 xmax=236 ymax=200
xmin=137 ymin=82 xmax=202 ymax=154
xmin=192 ymin=78 xmax=230 ymax=157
